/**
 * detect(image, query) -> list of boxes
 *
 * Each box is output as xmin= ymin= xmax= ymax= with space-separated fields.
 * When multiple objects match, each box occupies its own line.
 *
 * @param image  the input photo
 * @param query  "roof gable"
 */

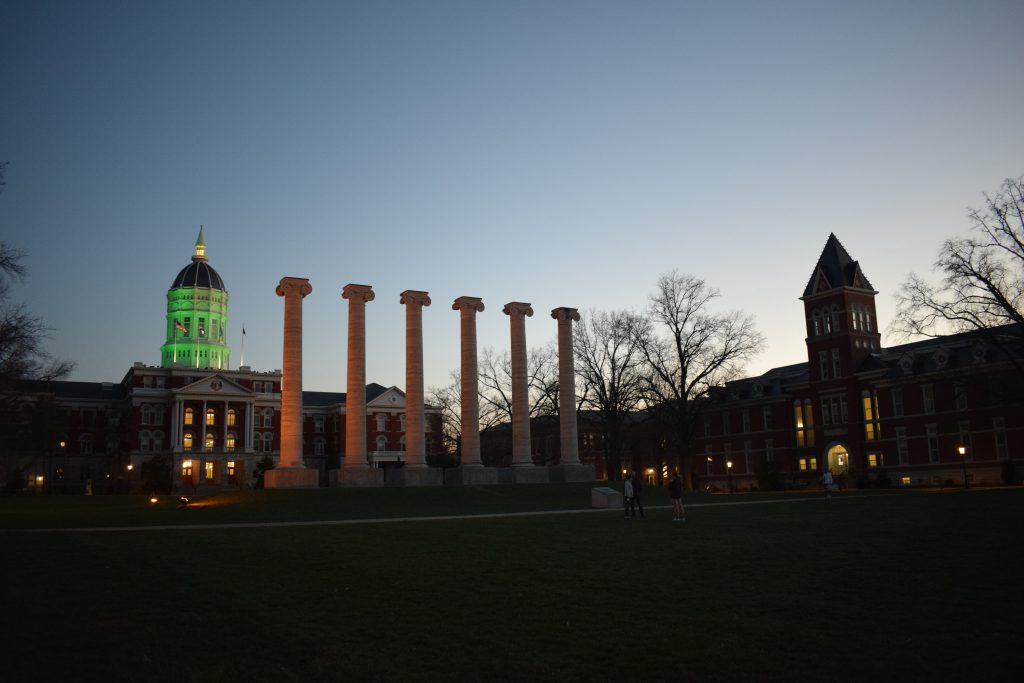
xmin=175 ymin=374 xmax=250 ymax=397
xmin=367 ymin=386 xmax=405 ymax=409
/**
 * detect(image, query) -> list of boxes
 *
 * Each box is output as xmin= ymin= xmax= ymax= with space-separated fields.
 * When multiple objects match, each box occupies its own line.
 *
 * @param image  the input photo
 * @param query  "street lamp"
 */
xmin=958 ymin=445 xmax=968 ymax=490
xmin=726 ymin=460 xmax=734 ymax=494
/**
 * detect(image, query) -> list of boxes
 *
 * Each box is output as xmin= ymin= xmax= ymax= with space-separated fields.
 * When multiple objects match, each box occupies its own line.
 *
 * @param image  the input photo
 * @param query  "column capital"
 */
xmin=276 ymin=277 xmax=313 ymax=298
xmin=453 ymin=296 xmax=485 ymax=313
xmin=503 ymin=301 xmax=534 ymax=318
xmin=551 ymin=307 xmax=580 ymax=322
xmin=342 ymin=283 xmax=375 ymax=303
xmin=400 ymin=290 xmax=432 ymax=307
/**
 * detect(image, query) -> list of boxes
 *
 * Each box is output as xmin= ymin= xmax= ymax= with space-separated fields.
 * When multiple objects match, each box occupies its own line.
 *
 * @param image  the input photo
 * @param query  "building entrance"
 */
xmin=826 ymin=444 xmax=850 ymax=475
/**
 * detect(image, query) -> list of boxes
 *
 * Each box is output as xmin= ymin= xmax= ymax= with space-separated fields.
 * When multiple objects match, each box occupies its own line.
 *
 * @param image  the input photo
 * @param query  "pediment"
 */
xmin=812 ymin=267 xmax=832 ymax=294
xmin=175 ymin=374 xmax=252 ymax=397
xmin=367 ymin=386 xmax=405 ymax=409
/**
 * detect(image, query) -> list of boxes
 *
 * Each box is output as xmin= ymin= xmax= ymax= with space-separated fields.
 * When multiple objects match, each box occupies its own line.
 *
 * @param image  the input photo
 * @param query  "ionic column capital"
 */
xmin=503 ymin=301 xmax=534 ymax=318
xmin=342 ymin=283 xmax=375 ymax=303
xmin=551 ymin=307 xmax=580 ymax=322
xmin=453 ymin=296 xmax=485 ymax=314
xmin=400 ymin=290 xmax=432 ymax=307
xmin=276 ymin=277 xmax=313 ymax=299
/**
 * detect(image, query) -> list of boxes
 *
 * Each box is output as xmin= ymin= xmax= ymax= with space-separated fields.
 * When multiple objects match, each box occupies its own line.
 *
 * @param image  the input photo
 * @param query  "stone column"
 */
xmin=552 ymin=307 xmax=581 ymax=463
xmin=401 ymin=290 xmax=431 ymax=466
xmin=503 ymin=302 xmax=534 ymax=466
xmin=343 ymin=284 xmax=375 ymax=467
xmin=454 ymin=297 xmax=485 ymax=466
xmin=265 ymin=277 xmax=318 ymax=488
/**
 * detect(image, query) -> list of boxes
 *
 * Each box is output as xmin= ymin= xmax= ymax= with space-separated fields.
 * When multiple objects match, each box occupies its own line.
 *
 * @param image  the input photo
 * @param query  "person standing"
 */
xmin=823 ymin=469 xmax=834 ymax=498
xmin=669 ymin=473 xmax=684 ymax=521
xmin=630 ymin=472 xmax=645 ymax=517
xmin=623 ymin=475 xmax=634 ymax=518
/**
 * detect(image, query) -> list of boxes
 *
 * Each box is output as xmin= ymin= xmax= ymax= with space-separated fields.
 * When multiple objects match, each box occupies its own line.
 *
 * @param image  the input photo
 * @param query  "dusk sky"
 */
xmin=2 ymin=0 xmax=1022 ymax=393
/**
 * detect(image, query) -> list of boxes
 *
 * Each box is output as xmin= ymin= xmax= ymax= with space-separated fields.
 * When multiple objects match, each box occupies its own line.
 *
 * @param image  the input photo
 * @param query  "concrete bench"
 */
xmin=591 ymin=486 xmax=623 ymax=509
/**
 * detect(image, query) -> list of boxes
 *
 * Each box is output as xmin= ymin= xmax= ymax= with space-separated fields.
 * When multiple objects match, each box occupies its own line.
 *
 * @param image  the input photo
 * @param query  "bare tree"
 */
xmin=427 ymin=370 xmax=462 ymax=457
xmin=477 ymin=342 xmax=560 ymax=428
xmin=574 ymin=308 xmax=646 ymax=481
xmin=893 ymin=175 xmax=1024 ymax=373
xmin=635 ymin=271 xmax=764 ymax=490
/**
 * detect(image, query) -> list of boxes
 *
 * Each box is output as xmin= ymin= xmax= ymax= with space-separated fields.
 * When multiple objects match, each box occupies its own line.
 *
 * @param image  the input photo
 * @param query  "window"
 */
xmin=762 ymin=406 xmax=772 ymax=431
xmin=376 ymin=435 xmax=387 ymax=452
xmin=206 ymin=408 xmax=215 ymax=426
xmin=862 ymin=391 xmax=879 ymax=441
xmin=994 ymin=417 xmax=1007 ymax=458
xmin=204 ymin=433 xmax=214 ymax=451
xmin=705 ymin=444 xmax=713 ymax=474
xmin=765 ymin=439 xmax=774 ymax=462
xmin=703 ymin=416 xmax=711 ymax=437
xmin=831 ymin=349 xmax=841 ymax=378
xmin=141 ymin=405 xmax=153 ymax=425
xmin=400 ymin=435 xmax=406 ymax=451
xmin=205 ymin=461 xmax=214 ymax=481
xmin=722 ymin=412 xmax=730 ymax=435
xmin=211 ymin=319 xmax=219 ymax=342
xmin=741 ymin=410 xmax=750 ymax=433
xmin=261 ymin=408 xmax=274 ymax=428
xmin=184 ymin=407 xmax=194 ymax=425
xmin=376 ymin=414 xmax=386 ymax=432
xmin=400 ymin=414 xmax=406 ymax=432
xmin=922 ymin=384 xmax=935 ymax=414
xmin=226 ymin=432 xmax=236 ymax=452
xmin=140 ymin=430 xmax=151 ymax=452
xmin=798 ymin=457 xmax=818 ymax=471
xmin=831 ymin=305 xmax=841 ymax=332
xmin=314 ymin=437 xmax=325 ymax=457
xmin=819 ymin=351 xmax=829 ymax=381
xmin=314 ymin=416 xmax=325 ymax=433
xmin=152 ymin=431 xmax=163 ymax=451
xmin=81 ymin=409 xmax=96 ymax=426
xmin=261 ymin=432 xmax=274 ymax=453
xmin=743 ymin=442 xmax=752 ymax=472
xmin=227 ymin=461 xmax=236 ymax=482
xmin=183 ymin=432 xmax=194 ymax=451
xmin=958 ymin=421 xmax=971 ymax=457
xmin=926 ymin=424 xmax=939 ymax=463
xmin=891 ymin=388 xmax=904 ymax=417
xmin=252 ymin=381 xmax=262 ymax=393
xmin=182 ymin=460 xmax=193 ymax=477
xmin=954 ymin=382 xmax=968 ymax=410
xmin=867 ymin=453 xmax=879 ymax=467
xmin=227 ymin=408 xmax=236 ymax=427
xmin=794 ymin=401 xmax=805 ymax=447
xmin=865 ymin=311 xmax=872 ymax=332
xmin=852 ymin=306 xmax=861 ymax=331
xmin=896 ymin=427 xmax=908 ymax=464
xmin=803 ymin=400 xmax=815 ymax=446
xmin=79 ymin=434 xmax=93 ymax=455
xmin=823 ymin=309 xmax=833 ymax=334
xmin=812 ymin=310 xmax=821 ymax=336
xmin=198 ymin=318 xmax=206 ymax=338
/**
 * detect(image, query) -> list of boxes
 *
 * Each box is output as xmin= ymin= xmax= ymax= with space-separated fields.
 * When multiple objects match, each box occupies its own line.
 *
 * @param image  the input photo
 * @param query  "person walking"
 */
xmin=630 ymin=471 xmax=645 ymax=517
xmin=669 ymin=472 xmax=684 ymax=521
xmin=623 ymin=475 xmax=634 ymax=518
xmin=823 ymin=469 xmax=834 ymax=498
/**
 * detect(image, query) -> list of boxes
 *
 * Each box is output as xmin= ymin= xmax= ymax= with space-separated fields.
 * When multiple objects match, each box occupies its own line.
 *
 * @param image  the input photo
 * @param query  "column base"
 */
xmin=445 ymin=465 xmax=499 ymax=486
xmin=387 ymin=467 xmax=444 ymax=487
xmin=329 ymin=468 xmax=385 ymax=488
xmin=264 ymin=467 xmax=319 ymax=489
xmin=549 ymin=463 xmax=597 ymax=483
xmin=497 ymin=466 xmax=551 ymax=484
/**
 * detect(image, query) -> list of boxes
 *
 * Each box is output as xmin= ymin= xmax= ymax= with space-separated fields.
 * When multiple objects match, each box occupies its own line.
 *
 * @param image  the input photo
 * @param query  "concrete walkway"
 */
xmin=11 ymin=491 xmax=922 ymax=533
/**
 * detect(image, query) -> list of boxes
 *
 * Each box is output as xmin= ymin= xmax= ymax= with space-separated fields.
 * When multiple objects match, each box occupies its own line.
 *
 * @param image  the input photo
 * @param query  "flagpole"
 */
xmin=173 ymin=320 xmax=178 ymax=364
xmin=240 ymin=324 xmax=246 ymax=369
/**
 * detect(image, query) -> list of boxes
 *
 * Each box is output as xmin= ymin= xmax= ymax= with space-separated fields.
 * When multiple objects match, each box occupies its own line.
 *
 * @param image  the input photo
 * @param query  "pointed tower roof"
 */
xmin=801 ymin=233 xmax=875 ymax=298
xmin=193 ymin=225 xmax=207 ymax=262
xmin=171 ymin=227 xmax=225 ymax=290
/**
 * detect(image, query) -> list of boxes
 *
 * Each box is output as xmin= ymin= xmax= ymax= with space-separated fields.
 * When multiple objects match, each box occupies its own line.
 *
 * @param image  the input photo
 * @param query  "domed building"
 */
xmin=159 ymin=227 xmax=231 ymax=369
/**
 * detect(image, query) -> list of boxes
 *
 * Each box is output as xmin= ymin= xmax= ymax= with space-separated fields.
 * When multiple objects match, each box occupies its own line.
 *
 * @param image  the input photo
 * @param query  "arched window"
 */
xmin=823 ymin=310 xmax=833 ymax=334
xmin=812 ymin=310 xmax=821 ymax=336
xmin=227 ymin=408 xmax=236 ymax=427
xmin=376 ymin=435 xmax=387 ymax=452
xmin=262 ymin=408 xmax=274 ymax=428
xmin=831 ymin=305 xmax=840 ymax=332
xmin=206 ymin=408 xmax=216 ymax=426
xmin=262 ymin=432 xmax=274 ymax=452
xmin=183 ymin=432 xmax=194 ymax=451
xmin=226 ymin=432 xmax=236 ymax=452
xmin=865 ymin=311 xmax=873 ymax=332
xmin=184 ymin=407 xmax=194 ymax=425
xmin=852 ymin=306 xmax=861 ymax=331
xmin=205 ymin=433 xmax=215 ymax=451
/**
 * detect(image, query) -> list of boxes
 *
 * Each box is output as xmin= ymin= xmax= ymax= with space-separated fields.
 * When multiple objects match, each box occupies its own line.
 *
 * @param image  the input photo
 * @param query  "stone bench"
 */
xmin=591 ymin=486 xmax=623 ymax=509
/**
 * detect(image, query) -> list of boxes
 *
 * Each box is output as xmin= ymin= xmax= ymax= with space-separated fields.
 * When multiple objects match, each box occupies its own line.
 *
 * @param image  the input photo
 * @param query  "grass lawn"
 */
xmin=2 ymin=485 xmax=1022 ymax=681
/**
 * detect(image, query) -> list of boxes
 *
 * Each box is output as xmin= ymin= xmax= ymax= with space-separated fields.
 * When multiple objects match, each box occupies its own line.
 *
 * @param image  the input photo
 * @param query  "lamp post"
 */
xmin=958 ymin=445 xmax=968 ymax=490
xmin=727 ymin=460 xmax=734 ymax=494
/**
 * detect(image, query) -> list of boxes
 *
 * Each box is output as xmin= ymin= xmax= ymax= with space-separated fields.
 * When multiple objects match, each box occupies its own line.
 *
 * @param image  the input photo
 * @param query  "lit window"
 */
xmin=226 ymin=432 xmax=236 ymax=452
xmin=182 ymin=460 xmax=193 ymax=476
xmin=183 ymin=432 xmax=193 ymax=451
xmin=228 ymin=408 xmax=236 ymax=426
xmin=803 ymin=400 xmax=815 ymax=446
xmin=206 ymin=408 xmax=215 ymax=426
xmin=205 ymin=461 xmax=214 ymax=481
xmin=184 ymin=408 xmax=194 ymax=425
xmin=793 ymin=401 xmax=805 ymax=447
xmin=205 ymin=433 xmax=215 ymax=451
xmin=863 ymin=392 xmax=877 ymax=440
xmin=900 ymin=476 xmax=911 ymax=487
xmin=867 ymin=453 xmax=879 ymax=467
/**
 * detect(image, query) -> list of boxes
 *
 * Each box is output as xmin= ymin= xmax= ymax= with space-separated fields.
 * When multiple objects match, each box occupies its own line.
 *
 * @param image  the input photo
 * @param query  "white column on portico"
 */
xmin=503 ymin=302 xmax=534 ymax=466
xmin=400 ymin=290 xmax=431 ymax=466
xmin=453 ymin=296 xmax=484 ymax=466
xmin=551 ymin=307 xmax=581 ymax=464
xmin=343 ymin=284 xmax=375 ymax=467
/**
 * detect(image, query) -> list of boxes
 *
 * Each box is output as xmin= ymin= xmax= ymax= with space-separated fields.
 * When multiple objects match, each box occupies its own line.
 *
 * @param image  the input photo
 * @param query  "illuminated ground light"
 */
xmin=149 ymin=497 xmax=159 ymax=504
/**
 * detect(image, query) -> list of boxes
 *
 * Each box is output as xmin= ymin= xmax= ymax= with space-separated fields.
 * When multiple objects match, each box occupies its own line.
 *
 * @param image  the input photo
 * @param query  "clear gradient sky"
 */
xmin=2 ymin=0 xmax=1022 ymax=393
